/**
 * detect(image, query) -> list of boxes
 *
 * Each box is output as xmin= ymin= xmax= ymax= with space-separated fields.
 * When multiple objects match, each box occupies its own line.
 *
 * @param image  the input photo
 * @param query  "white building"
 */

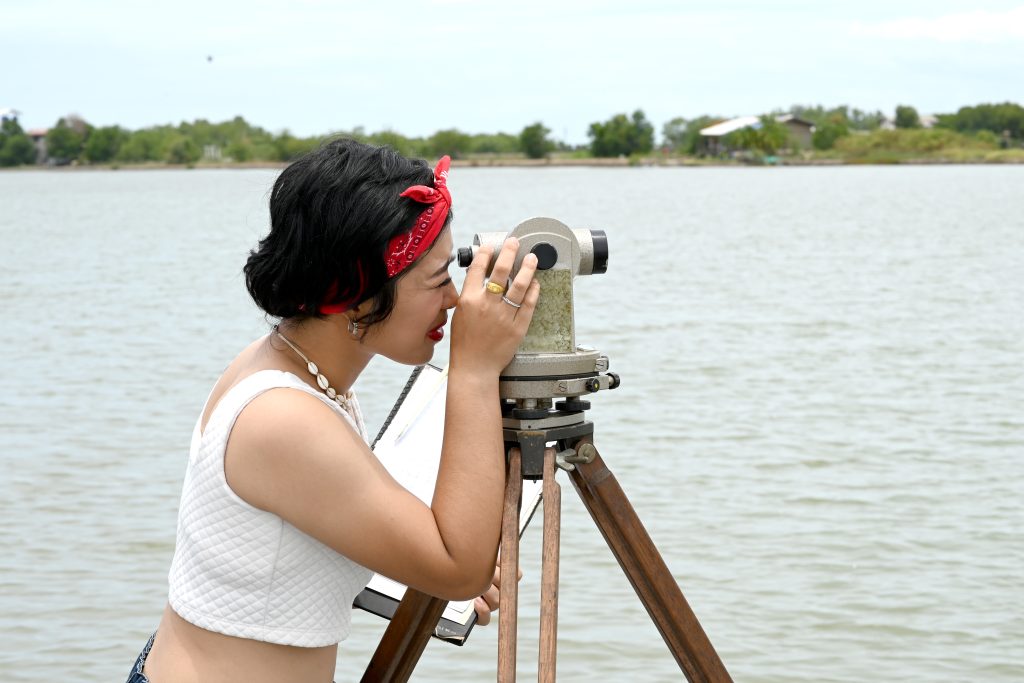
xmin=699 ymin=114 xmax=815 ymax=155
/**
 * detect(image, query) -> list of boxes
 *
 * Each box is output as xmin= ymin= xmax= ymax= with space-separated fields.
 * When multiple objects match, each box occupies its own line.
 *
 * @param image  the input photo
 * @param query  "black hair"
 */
xmin=244 ymin=138 xmax=452 ymax=328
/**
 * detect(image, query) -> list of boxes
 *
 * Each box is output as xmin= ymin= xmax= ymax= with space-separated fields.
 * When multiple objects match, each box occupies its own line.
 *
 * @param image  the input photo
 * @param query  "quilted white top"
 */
xmin=167 ymin=370 xmax=373 ymax=647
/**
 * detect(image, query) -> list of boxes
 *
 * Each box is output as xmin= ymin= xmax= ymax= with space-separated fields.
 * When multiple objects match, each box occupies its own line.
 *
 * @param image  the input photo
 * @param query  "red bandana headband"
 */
xmin=386 ymin=155 xmax=452 ymax=277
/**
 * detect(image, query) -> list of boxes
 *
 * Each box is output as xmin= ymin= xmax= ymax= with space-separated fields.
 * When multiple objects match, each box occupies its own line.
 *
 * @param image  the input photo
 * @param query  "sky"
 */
xmin=3 ymin=0 xmax=1023 ymax=144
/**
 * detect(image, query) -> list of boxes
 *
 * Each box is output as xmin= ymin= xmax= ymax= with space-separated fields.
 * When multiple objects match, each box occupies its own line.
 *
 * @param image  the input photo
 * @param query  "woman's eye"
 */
xmin=436 ymin=277 xmax=452 ymax=289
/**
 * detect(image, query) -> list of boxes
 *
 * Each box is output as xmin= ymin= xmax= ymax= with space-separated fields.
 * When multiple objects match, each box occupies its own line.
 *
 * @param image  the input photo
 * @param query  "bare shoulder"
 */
xmin=200 ymin=335 xmax=276 ymax=433
xmin=224 ymin=387 xmax=381 ymax=513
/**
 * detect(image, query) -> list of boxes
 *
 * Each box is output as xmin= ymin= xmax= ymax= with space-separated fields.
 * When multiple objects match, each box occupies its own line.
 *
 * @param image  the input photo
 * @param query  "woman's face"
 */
xmin=360 ymin=228 xmax=458 ymax=365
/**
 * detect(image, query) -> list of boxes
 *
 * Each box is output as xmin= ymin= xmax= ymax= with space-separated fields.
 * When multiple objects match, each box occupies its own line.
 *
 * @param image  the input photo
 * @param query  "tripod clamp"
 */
xmin=553 ymin=443 xmax=597 ymax=472
xmin=501 ymin=411 xmax=594 ymax=479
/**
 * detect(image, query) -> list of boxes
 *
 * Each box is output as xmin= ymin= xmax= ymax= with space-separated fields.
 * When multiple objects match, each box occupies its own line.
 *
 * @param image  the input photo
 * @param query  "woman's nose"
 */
xmin=444 ymin=281 xmax=459 ymax=309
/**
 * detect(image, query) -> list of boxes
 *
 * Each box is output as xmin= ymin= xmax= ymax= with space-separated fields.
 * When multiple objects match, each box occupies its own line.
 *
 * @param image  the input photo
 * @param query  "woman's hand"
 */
xmin=473 ymin=562 xmax=524 ymax=626
xmin=450 ymin=237 xmax=541 ymax=375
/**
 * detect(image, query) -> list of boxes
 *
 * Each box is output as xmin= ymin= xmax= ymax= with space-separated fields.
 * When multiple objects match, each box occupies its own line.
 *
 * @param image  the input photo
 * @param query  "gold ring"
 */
xmin=485 ymin=281 xmax=506 ymax=295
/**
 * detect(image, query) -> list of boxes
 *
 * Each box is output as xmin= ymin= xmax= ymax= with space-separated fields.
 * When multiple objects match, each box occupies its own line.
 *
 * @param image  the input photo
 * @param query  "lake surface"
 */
xmin=1 ymin=165 xmax=1021 ymax=681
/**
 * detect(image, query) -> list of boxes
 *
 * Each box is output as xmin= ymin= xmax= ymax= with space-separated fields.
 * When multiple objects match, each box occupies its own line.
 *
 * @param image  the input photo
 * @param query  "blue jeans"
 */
xmin=125 ymin=632 xmax=156 ymax=682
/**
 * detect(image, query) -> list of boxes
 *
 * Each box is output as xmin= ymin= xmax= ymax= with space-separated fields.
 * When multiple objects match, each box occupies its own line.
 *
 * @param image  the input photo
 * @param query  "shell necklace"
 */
xmin=274 ymin=326 xmax=351 ymax=411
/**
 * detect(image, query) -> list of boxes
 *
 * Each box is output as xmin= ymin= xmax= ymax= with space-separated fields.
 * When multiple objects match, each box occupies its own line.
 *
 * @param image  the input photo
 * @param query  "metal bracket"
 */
xmin=504 ymin=420 xmax=594 ymax=479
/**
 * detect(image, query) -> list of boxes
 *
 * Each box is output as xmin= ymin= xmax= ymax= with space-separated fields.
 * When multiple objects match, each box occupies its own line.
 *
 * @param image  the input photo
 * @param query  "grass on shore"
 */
xmin=9 ymin=128 xmax=1023 ymax=171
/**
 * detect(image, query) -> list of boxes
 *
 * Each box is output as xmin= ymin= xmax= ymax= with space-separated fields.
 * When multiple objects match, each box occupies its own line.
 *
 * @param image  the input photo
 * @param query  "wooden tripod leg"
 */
xmin=360 ymin=589 xmax=447 ymax=683
xmin=538 ymin=449 xmax=561 ymax=683
xmin=567 ymin=440 xmax=733 ymax=683
xmin=498 ymin=448 xmax=523 ymax=682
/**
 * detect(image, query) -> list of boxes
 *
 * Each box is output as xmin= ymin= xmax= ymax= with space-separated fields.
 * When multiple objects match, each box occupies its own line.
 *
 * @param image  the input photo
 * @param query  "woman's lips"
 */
xmin=427 ymin=315 xmax=447 ymax=342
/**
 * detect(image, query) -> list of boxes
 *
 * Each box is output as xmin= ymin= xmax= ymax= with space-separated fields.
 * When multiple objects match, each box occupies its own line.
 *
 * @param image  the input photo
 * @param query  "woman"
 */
xmin=127 ymin=138 xmax=540 ymax=682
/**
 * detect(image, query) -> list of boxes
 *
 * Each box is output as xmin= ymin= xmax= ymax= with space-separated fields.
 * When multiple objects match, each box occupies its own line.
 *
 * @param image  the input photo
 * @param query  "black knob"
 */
xmin=607 ymin=372 xmax=621 ymax=389
xmin=530 ymin=242 xmax=558 ymax=270
xmin=512 ymin=408 xmax=550 ymax=420
xmin=457 ymin=247 xmax=474 ymax=267
xmin=556 ymin=398 xmax=591 ymax=412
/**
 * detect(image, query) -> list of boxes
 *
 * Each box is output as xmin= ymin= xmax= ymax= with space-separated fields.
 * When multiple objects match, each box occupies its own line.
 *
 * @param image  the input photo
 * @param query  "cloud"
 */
xmin=851 ymin=6 xmax=1024 ymax=43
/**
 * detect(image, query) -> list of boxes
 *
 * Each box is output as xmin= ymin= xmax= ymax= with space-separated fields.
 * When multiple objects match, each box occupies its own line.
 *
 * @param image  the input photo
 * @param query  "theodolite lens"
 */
xmin=591 ymin=230 xmax=608 ymax=274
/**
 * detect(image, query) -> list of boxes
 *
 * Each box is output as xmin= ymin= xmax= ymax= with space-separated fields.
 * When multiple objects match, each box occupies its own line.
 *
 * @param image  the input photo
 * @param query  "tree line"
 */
xmin=0 ymin=115 xmax=561 ymax=167
xmin=1 ymin=101 xmax=1021 ymax=168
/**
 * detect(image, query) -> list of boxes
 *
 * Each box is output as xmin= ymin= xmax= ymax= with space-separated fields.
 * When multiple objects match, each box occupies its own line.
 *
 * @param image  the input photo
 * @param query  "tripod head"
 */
xmin=458 ymin=218 xmax=620 ymax=477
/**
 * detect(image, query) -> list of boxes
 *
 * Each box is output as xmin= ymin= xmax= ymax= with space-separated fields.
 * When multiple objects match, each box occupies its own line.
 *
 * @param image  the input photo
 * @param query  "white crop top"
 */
xmin=167 ymin=370 xmax=373 ymax=648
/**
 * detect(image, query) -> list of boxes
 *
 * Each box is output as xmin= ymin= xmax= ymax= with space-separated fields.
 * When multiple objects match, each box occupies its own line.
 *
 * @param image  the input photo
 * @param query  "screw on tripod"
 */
xmin=555 ymin=398 xmax=590 ymax=412
xmin=553 ymin=443 xmax=599 ymax=472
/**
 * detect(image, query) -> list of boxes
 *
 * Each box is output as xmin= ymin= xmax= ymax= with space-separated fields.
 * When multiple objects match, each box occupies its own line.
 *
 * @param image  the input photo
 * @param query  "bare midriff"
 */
xmin=142 ymin=604 xmax=339 ymax=683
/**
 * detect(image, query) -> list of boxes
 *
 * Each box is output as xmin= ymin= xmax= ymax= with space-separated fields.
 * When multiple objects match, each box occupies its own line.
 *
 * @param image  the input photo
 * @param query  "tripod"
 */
xmin=360 ymin=406 xmax=733 ymax=682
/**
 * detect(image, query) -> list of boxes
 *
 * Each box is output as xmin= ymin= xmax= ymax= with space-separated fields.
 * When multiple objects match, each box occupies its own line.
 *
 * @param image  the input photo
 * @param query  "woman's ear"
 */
xmin=344 ymin=301 xmax=373 ymax=340
xmin=347 ymin=296 xmax=373 ymax=321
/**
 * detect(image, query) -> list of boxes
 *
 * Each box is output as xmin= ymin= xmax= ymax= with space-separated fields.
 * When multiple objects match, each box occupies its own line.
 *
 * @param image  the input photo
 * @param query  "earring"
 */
xmin=347 ymin=317 xmax=363 ymax=339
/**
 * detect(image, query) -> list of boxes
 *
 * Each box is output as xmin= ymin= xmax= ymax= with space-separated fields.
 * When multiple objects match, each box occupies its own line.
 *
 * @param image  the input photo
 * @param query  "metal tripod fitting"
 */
xmin=554 ymin=443 xmax=598 ymax=472
xmin=570 ymin=443 xmax=597 ymax=464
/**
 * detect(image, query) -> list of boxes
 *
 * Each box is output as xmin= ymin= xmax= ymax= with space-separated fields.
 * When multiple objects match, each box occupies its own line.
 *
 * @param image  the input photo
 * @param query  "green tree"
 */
xmin=273 ymin=131 xmax=318 ymax=161
xmin=0 ymin=133 xmax=37 ymax=166
xmin=425 ymin=129 xmax=473 ymax=159
xmin=519 ymin=122 xmax=554 ymax=159
xmin=117 ymin=128 xmax=171 ymax=162
xmin=588 ymin=109 xmax=654 ymax=157
xmin=83 ymin=126 xmax=127 ymax=162
xmin=46 ymin=118 xmax=85 ymax=163
xmin=366 ymin=130 xmax=420 ymax=157
xmin=729 ymin=115 xmax=789 ymax=155
xmin=661 ymin=117 xmax=687 ymax=151
xmin=790 ymin=104 xmax=885 ymax=132
xmin=661 ymin=115 xmax=720 ymax=154
xmin=812 ymin=114 xmax=850 ymax=150
xmin=225 ymin=139 xmax=254 ymax=162
xmin=471 ymin=132 xmax=519 ymax=155
xmin=847 ymin=107 xmax=886 ymax=131
xmin=895 ymin=105 xmax=921 ymax=129
xmin=935 ymin=102 xmax=1024 ymax=140
xmin=165 ymin=136 xmax=201 ymax=164
xmin=2 ymin=117 xmax=24 ymax=136
xmin=0 ymin=117 xmax=37 ymax=166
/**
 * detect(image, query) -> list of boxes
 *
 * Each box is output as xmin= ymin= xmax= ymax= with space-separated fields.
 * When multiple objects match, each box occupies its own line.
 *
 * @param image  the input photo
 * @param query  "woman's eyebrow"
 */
xmin=430 ymin=254 xmax=455 ymax=278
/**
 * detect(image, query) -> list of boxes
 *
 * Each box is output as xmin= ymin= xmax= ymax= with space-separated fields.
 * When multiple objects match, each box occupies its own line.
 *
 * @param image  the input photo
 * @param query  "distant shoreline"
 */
xmin=4 ymin=155 xmax=1023 ymax=172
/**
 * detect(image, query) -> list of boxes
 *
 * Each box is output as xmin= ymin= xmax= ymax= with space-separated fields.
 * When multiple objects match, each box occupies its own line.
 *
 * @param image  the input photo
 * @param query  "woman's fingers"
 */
xmin=474 ymin=597 xmax=492 ymax=626
xmin=473 ymin=563 xmax=527 ymax=626
xmin=503 ymin=252 xmax=538 ymax=305
xmin=463 ymin=244 xmax=494 ymax=291
xmin=486 ymin=237 xmax=520 ymax=292
xmin=451 ymin=235 xmax=542 ymax=373
xmin=512 ymin=279 xmax=541 ymax=332
xmin=480 ymin=583 xmax=500 ymax=611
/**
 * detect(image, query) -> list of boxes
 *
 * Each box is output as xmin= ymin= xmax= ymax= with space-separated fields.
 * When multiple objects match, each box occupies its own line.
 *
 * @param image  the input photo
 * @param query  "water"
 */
xmin=1 ymin=165 xmax=1021 ymax=681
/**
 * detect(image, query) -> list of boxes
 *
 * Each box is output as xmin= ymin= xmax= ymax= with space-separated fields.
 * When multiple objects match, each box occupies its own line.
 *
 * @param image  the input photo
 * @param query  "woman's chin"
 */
xmin=389 ymin=345 xmax=435 ymax=367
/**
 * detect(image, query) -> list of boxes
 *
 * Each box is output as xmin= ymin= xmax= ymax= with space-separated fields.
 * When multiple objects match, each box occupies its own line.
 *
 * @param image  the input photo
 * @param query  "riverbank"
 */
xmin=5 ymin=149 xmax=1023 ymax=171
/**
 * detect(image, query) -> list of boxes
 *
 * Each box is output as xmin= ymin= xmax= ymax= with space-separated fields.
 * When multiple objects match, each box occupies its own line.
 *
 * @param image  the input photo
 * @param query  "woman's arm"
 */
xmin=226 ymin=241 xmax=540 ymax=600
